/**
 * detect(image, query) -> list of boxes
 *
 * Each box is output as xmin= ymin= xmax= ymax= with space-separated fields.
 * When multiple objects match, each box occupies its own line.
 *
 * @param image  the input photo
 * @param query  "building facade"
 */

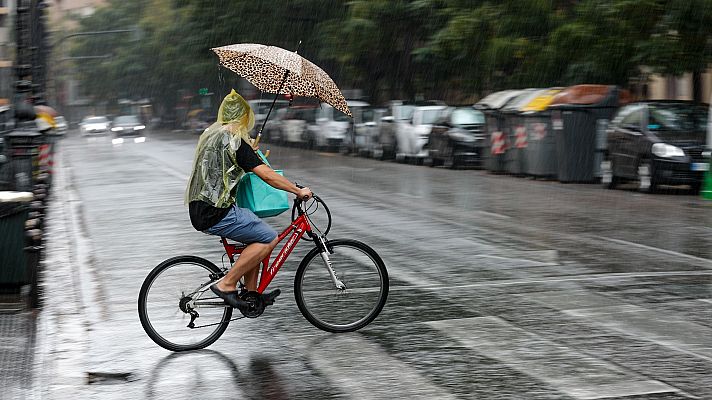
xmin=0 ymin=0 xmax=16 ymax=102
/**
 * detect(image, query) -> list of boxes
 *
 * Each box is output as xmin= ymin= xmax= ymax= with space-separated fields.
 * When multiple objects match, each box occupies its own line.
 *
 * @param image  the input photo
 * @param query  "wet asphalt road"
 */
xmin=59 ymin=130 xmax=711 ymax=399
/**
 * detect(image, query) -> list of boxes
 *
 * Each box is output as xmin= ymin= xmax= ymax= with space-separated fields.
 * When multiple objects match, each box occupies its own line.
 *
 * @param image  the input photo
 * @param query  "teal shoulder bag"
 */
xmin=235 ymin=149 xmax=290 ymax=218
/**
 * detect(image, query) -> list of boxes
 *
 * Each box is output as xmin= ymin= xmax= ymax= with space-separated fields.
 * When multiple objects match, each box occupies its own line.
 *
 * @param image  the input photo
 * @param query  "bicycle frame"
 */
xmin=221 ymin=211 xmax=313 ymax=294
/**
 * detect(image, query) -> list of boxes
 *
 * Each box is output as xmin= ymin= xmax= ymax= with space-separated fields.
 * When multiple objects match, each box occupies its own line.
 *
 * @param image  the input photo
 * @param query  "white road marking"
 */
xmin=309 ymin=334 xmax=457 ymax=400
xmin=475 ymin=210 xmax=512 ymax=219
xmin=595 ymin=236 xmax=712 ymax=266
xmin=428 ymin=316 xmax=678 ymax=399
xmin=386 ymin=270 xmax=712 ymax=292
xmin=565 ymin=304 xmax=712 ymax=362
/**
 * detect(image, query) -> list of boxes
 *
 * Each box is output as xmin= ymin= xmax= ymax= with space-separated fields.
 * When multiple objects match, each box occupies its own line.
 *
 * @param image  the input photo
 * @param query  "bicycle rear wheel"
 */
xmin=294 ymin=239 xmax=389 ymax=332
xmin=138 ymin=256 xmax=232 ymax=352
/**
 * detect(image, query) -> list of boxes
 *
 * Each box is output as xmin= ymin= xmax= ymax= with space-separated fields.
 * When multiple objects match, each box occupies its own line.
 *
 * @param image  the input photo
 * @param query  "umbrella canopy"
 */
xmin=212 ymin=43 xmax=351 ymax=117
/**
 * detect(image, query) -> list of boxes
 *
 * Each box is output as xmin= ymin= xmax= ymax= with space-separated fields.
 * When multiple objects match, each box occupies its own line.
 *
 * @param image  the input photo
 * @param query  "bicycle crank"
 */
xmin=239 ymin=292 xmax=265 ymax=318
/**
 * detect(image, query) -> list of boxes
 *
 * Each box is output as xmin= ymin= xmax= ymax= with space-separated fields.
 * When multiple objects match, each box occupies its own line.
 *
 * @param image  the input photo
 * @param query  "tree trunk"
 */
xmin=692 ymin=70 xmax=702 ymax=103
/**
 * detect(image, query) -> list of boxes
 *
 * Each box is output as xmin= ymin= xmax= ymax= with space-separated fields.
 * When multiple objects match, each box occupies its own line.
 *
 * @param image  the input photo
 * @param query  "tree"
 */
xmin=639 ymin=0 xmax=712 ymax=101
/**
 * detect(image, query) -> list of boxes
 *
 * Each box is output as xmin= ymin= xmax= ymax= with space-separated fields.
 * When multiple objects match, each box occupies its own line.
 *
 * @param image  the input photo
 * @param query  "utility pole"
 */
xmin=14 ymin=0 xmax=49 ymax=125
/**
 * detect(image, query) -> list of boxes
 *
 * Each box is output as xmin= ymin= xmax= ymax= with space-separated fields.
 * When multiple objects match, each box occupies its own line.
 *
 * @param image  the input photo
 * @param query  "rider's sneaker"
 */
xmin=261 ymin=288 xmax=281 ymax=306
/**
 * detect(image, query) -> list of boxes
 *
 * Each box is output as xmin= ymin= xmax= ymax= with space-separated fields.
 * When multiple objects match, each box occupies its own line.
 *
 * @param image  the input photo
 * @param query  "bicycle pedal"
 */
xmin=262 ymin=289 xmax=281 ymax=306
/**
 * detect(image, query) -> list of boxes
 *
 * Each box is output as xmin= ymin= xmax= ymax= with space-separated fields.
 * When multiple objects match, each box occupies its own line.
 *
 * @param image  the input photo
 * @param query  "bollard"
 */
xmin=702 ymin=169 xmax=712 ymax=201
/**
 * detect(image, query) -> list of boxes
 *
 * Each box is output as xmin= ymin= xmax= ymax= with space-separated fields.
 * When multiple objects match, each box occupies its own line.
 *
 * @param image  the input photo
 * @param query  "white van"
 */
xmin=312 ymin=100 xmax=368 ymax=150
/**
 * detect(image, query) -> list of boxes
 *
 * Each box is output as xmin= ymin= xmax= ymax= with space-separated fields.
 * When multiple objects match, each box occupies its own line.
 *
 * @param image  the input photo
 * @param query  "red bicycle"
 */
xmin=138 ymin=193 xmax=389 ymax=352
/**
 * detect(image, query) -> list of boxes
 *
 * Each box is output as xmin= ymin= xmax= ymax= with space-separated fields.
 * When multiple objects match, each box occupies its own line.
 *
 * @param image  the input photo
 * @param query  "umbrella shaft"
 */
xmin=257 ymin=69 xmax=291 ymax=140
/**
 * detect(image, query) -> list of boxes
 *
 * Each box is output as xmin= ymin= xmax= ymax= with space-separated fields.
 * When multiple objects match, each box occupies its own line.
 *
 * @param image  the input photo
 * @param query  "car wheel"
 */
xmin=443 ymin=156 xmax=456 ymax=169
xmin=601 ymin=159 xmax=619 ymax=189
xmin=637 ymin=160 xmax=657 ymax=193
xmin=442 ymin=146 xmax=457 ymax=169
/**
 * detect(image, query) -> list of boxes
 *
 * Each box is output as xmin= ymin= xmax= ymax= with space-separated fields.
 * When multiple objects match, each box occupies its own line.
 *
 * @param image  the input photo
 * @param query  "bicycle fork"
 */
xmin=315 ymin=235 xmax=346 ymax=290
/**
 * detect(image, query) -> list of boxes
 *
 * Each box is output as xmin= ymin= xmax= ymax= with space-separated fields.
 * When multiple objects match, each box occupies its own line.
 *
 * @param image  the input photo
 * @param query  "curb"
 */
xmin=34 ymin=143 xmax=104 ymax=398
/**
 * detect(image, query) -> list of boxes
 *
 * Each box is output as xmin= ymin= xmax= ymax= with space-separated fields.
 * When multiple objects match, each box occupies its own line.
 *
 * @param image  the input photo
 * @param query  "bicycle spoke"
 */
xmin=296 ymin=240 xmax=388 ymax=332
xmin=139 ymin=258 xmax=232 ymax=351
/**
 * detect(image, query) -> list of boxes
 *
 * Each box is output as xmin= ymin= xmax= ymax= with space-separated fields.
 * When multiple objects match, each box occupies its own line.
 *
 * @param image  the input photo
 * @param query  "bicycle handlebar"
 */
xmin=294 ymin=182 xmax=312 ymax=202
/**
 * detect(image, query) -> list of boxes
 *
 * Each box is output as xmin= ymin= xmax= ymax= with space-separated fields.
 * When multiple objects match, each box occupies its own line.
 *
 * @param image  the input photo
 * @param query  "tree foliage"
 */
xmin=68 ymin=0 xmax=712 ymax=109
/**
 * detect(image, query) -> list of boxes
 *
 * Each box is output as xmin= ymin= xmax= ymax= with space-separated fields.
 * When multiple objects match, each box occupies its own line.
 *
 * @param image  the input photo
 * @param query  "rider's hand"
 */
xmin=296 ymin=187 xmax=312 ymax=201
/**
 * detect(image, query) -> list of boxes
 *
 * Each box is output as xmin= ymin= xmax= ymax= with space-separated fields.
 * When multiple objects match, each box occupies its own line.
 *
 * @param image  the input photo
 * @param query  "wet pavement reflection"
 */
xmin=51 ymin=131 xmax=711 ymax=399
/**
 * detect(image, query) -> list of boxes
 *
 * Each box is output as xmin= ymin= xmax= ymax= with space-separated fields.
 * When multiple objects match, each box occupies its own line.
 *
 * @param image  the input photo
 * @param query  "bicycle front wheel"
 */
xmin=138 ymin=256 xmax=232 ymax=352
xmin=294 ymin=239 xmax=389 ymax=332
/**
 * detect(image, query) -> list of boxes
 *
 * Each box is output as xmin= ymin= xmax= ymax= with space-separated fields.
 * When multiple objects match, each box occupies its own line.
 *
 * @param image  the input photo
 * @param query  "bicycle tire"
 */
xmin=294 ymin=239 xmax=389 ymax=333
xmin=138 ymin=255 xmax=232 ymax=352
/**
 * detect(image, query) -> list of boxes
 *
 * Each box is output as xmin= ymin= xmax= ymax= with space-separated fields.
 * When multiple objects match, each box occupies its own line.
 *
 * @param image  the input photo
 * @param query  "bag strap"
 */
xmin=255 ymin=149 xmax=271 ymax=168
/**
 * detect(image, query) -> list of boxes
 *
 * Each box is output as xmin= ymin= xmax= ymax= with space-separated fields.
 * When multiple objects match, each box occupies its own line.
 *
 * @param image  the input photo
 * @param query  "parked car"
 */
xmin=80 ymin=116 xmax=110 ymax=135
xmin=111 ymin=115 xmax=146 ymax=136
xmin=280 ymin=107 xmax=318 ymax=147
xmin=602 ymin=101 xmax=709 ymax=193
xmin=350 ymin=107 xmax=386 ymax=156
xmin=249 ymin=99 xmax=289 ymax=132
xmin=54 ymin=116 xmax=68 ymax=133
xmin=311 ymin=101 xmax=365 ymax=151
xmin=340 ymin=101 xmax=375 ymax=154
xmin=395 ymin=104 xmax=448 ymax=163
xmin=427 ymin=107 xmax=486 ymax=168
xmin=374 ymin=101 xmax=417 ymax=159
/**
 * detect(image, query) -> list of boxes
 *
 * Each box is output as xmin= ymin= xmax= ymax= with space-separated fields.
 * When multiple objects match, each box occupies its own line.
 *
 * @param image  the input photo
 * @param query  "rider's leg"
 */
xmin=216 ymin=235 xmax=278 ymax=292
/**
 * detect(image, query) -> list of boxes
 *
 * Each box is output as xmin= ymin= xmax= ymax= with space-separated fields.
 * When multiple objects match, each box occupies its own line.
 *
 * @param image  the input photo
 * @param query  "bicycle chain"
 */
xmin=188 ymin=314 xmax=247 ymax=329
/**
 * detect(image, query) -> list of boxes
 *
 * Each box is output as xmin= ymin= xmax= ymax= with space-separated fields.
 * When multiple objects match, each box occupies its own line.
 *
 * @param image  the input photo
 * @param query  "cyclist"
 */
xmin=185 ymin=89 xmax=312 ymax=309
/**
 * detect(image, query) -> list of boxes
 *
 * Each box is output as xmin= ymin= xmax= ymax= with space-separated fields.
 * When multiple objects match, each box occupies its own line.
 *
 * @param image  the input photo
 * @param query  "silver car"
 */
xmin=80 ymin=116 xmax=110 ymax=135
xmin=111 ymin=115 xmax=146 ymax=136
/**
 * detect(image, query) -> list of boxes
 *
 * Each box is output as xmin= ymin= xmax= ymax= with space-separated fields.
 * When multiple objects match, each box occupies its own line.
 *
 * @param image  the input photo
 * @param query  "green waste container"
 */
xmin=0 ymin=191 xmax=33 ymax=286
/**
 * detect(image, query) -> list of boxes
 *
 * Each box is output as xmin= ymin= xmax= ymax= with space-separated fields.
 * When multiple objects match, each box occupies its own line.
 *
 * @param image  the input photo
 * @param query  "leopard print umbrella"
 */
xmin=212 ymin=43 xmax=352 ymax=117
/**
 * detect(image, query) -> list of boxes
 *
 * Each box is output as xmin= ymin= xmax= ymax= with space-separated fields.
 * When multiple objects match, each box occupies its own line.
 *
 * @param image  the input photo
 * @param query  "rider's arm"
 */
xmin=252 ymin=165 xmax=312 ymax=200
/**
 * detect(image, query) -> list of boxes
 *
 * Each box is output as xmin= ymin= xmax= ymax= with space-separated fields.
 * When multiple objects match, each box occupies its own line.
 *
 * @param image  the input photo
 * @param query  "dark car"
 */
xmin=111 ymin=115 xmax=146 ymax=136
xmin=602 ymin=101 xmax=709 ymax=193
xmin=427 ymin=107 xmax=486 ymax=168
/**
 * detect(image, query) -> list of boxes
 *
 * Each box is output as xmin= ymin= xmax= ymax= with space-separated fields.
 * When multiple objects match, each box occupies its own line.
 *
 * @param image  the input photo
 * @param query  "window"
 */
xmin=647 ymin=104 xmax=708 ymax=133
xmin=621 ymin=109 xmax=643 ymax=130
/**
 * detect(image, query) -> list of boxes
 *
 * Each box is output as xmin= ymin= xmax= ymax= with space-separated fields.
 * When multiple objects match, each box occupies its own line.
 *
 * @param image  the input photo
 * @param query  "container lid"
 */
xmin=0 ymin=191 xmax=34 ymax=203
xmin=549 ymin=85 xmax=632 ymax=106
xmin=475 ymin=90 xmax=513 ymax=109
xmin=521 ymin=88 xmax=564 ymax=112
xmin=477 ymin=90 xmax=530 ymax=110
xmin=501 ymin=88 xmax=548 ymax=112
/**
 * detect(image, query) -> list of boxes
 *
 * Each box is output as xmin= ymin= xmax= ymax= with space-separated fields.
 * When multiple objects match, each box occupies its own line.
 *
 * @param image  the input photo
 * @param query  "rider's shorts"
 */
xmin=204 ymin=204 xmax=277 ymax=244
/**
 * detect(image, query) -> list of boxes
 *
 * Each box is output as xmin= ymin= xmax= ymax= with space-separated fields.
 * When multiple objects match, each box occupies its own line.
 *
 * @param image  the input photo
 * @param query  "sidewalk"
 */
xmin=0 ymin=301 xmax=37 ymax=400
xmin=0 ymin=142 xmax=96 ymax=399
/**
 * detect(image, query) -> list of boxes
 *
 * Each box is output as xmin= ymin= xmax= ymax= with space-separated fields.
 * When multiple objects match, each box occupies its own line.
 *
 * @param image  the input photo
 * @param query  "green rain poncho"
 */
xmin=185 ymin=89 xmax=256 ymax=208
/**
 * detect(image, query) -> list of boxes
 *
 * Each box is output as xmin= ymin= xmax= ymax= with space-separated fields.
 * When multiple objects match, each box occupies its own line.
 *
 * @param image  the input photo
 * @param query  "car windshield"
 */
xmin=361 ymin=109 xmax=375 ymax=122
xmin=421 ymin=109 xmax=443 ymax=125
xmin=451 ymin=108 xmax=484 ymax=125
xmin=396 ymin=105 xmax=415 ymax=120
xmin=114 ymin=116 xmax=140 ymax=124
xmin=84 ymin=117 xmax=108 ymax=123
xmin=647 ymin=104 xmax=708 ymax=133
